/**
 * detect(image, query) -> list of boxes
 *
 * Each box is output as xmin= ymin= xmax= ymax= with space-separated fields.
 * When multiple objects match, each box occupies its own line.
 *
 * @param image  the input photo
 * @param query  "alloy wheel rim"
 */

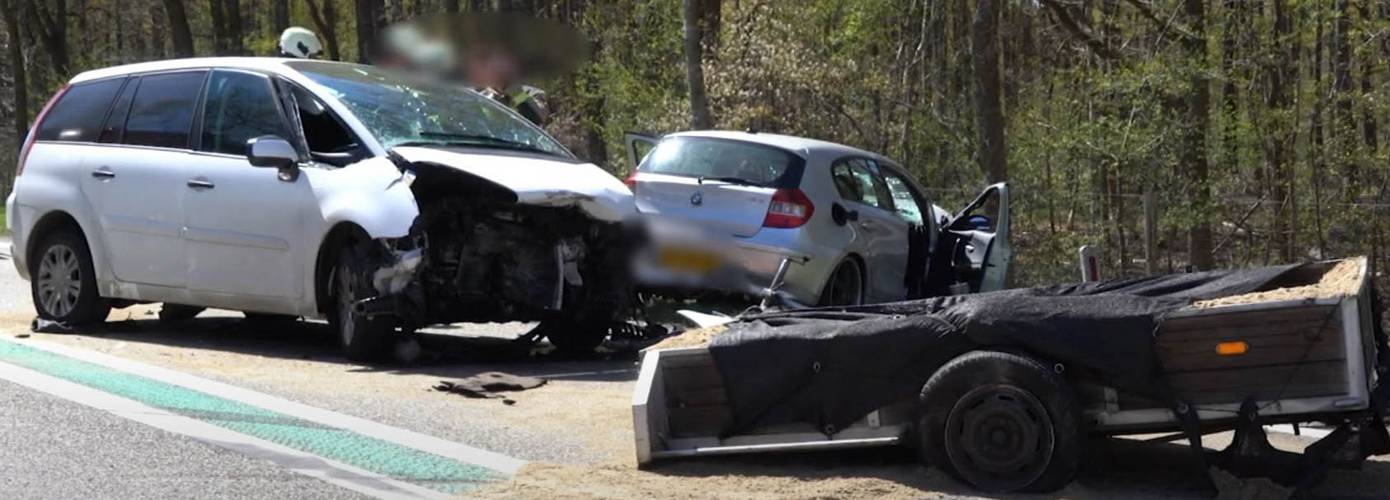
xmin=337 ymin=268 xmax=356 ymax=346
xmin=37 ymin=244 xmax=81 ymax=318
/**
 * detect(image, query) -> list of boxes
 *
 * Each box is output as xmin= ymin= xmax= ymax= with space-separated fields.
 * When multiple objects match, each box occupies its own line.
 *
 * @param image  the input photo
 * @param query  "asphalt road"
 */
xmin=1 ymin=236 xmax=1389 ymax=499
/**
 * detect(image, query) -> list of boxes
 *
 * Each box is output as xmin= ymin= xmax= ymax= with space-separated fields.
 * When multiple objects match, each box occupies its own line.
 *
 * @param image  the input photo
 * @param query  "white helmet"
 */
xmin=279 ymin=27 xmax=323 ymax=59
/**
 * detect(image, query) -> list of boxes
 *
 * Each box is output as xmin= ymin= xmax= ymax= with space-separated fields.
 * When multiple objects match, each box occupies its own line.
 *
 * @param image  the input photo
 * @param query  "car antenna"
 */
xmin=746 ymin=127 xmax=759 ymax=134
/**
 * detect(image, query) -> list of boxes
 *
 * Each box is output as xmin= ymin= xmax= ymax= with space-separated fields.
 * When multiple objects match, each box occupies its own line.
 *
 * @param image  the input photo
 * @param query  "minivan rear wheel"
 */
xmin=31 ymin=228 xmax=109 ymax=326
xmin=820 ymin=259 xmax=864 ymax=306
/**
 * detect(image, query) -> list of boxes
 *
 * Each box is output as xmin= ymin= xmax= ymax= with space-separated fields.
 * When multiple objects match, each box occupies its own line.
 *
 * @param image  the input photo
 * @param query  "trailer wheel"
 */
xmin=918 ymin=350 xmax=1081 ymax=493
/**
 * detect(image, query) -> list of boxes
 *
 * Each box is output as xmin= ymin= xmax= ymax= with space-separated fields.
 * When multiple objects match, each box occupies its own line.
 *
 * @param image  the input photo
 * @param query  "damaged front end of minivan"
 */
xmin=348 ymin=149 xmax=642 ymax=354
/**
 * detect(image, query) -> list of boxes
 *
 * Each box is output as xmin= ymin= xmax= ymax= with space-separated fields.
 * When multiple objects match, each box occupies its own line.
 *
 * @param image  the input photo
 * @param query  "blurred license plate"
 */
xmin=658 ymin=247 xmax=724 ymax=273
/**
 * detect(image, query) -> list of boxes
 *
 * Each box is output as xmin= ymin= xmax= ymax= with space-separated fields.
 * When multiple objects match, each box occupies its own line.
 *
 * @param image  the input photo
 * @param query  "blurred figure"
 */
xmin=278 ymin=27 xmax=324 ymax=59
xmin=372 ymin=13 xmax=588 ymax=126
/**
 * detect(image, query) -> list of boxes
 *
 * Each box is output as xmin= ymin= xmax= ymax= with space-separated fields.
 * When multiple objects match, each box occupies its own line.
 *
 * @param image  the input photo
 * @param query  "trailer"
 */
xmin=632 ymin=257 xmax=1390 ymax=493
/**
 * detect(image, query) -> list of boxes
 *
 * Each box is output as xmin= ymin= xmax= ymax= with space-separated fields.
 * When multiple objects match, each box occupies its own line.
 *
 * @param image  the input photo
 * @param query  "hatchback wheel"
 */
xmin=31 ymin=229 xmax=109 ymax=325
xmin=820 ymin=259 xmax=864 ymax=306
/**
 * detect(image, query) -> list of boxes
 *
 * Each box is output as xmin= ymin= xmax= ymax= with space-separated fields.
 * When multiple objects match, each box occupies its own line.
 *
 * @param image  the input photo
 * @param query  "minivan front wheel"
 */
xmin=330 ymin=245 xmax=394 ymax=362
xmin=31 ymin=228 xmax=109 ymax=325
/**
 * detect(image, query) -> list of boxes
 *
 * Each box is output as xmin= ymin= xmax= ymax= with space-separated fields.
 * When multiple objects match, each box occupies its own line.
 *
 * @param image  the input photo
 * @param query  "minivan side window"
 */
xmin=123 ymin=71 xmax=207 ymax=149
xmin=99 ymin=78 xmax=140 ymax=143
xmin=35 ymin=78 xmax=125 ymax=143
xmin=199 ymin=71 xmax=287 ymax=156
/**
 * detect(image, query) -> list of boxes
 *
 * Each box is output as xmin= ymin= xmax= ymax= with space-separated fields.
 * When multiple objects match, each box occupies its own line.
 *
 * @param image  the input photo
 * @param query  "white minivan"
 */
xmin=8 ymin=58 xmax=637 ymax=360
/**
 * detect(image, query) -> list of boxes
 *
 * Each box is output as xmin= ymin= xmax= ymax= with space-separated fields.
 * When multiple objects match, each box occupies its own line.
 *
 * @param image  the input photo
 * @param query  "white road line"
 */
xmin=0 ymin=359 xmax=452 ymax=500
xmin=6 ymin=335 xmax=526 ymax=475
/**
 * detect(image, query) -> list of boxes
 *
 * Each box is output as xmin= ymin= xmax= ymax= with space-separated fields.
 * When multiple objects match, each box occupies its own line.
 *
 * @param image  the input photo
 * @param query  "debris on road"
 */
xmin=435 ymin=372 xmax=547 ymax=400
xmin=30 ymin=318 xmax=74 ymax=334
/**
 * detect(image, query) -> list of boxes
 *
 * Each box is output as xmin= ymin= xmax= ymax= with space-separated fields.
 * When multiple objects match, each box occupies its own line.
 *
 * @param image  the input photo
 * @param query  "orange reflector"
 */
xmin=1216 ymin=341 xmax=1249 ymax=356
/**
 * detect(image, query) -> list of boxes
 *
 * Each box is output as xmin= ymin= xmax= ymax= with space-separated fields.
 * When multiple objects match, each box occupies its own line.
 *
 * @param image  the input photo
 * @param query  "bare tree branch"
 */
xmin=1038 ymin=0 xmax=1120 ymax=60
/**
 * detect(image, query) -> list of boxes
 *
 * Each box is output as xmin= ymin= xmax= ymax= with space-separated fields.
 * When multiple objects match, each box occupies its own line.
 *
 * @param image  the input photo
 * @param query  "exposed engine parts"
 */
xmin=348 ymin=163 xmax=639 ymax=352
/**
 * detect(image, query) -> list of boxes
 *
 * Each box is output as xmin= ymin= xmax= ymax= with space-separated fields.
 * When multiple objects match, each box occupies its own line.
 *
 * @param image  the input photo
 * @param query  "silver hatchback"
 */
xmin=627 ymin=130 xmax=1011 ymax=306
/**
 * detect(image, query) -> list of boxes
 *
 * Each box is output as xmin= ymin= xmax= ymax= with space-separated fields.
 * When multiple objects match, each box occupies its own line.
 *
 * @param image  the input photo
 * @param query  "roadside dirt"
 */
xmin=1192 ymin=258 xmax=1362 ymax=309
xmin=7 ymin=303 xmax=1388 ymax=499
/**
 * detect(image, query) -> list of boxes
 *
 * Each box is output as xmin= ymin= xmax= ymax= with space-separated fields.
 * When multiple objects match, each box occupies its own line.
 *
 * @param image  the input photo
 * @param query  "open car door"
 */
xmin=625 ymin=132 xmax=660 ymax=171
xmin=937 ymin=183 xmax=1011 ymax=293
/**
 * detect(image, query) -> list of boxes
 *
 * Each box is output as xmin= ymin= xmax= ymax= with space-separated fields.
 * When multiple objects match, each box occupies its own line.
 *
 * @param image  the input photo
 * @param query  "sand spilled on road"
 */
xmin=469 ymin=461 xmax=957 ymax=500
xmin=644 ymin=324 xmax=727 ymax=351
xmin=1192 ymin=258 xmax=1362 ymax=309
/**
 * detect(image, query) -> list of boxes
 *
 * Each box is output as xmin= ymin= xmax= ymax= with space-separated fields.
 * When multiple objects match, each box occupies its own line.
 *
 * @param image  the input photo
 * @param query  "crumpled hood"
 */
xmin=393 ymin=146 xmax=636 ymax=222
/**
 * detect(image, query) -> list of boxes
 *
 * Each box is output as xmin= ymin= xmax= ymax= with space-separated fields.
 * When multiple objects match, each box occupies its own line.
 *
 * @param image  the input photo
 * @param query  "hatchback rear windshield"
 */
xmin=640 ymin=137 xmax=803 ymax=188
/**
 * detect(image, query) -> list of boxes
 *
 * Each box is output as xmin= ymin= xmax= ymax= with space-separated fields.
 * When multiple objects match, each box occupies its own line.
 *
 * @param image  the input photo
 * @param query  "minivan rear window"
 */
xmin=36 ymin=78 xmax=125 ymax=143
xmin=639 ymin=137 xmax=803 ymax=188
xmin=123 ymin=71 xmax=207 ymax=149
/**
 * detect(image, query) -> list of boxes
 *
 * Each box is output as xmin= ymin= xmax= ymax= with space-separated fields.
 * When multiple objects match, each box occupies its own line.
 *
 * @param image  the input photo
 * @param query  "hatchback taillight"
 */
xmin=17 ymin=84 xmax=69 ymax=177
xmin=623 ymin=172 xmax=638 ymax=192
xmin=763 ymin=188 xmax=814 ymax=228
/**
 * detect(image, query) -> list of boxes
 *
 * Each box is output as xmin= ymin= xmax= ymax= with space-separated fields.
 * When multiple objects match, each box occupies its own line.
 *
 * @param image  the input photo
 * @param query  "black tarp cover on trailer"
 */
xmin=706 ymin=263 xmax=1308 ymax=435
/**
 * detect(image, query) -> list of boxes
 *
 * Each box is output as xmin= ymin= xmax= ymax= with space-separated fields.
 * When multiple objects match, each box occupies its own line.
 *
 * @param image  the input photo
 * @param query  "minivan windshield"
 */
xmin=640 ymin=137 xmax=799 ymax=188
xmin=285 ymin=61 xmax=571 ymax=158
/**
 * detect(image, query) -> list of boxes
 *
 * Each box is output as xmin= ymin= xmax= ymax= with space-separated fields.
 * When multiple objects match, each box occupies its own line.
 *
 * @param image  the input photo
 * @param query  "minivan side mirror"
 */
xmin=247 ymin=136 xmax=299 ymax=170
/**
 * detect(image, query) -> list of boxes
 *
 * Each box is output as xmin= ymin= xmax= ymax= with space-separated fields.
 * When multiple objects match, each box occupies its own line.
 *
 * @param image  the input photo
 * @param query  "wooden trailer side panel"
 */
xmin=1154 ymin=303 xmax=1348 ymax=406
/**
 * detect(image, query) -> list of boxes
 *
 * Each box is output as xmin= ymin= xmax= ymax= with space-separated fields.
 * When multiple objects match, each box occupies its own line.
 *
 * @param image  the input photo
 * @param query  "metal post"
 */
xmin=1079 ymin=245 xmax=1100 ymax=282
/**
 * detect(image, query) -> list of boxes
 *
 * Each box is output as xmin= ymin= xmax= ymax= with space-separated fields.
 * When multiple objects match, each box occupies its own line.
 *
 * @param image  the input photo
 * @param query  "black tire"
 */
xmin=329 ymin=244 xmax=394 ymax=362
xmin=158 ymin=304 xmax=205 ymax=322
xmin=819 ymin=259 xmax=864 ymax=306
xmin=918 ymin=350 xmax=1082 ymax=493
xmin=30 ymin=227 xmax=109 ymax=325
xmin=541 ymin=318 xmax=609 ymax=355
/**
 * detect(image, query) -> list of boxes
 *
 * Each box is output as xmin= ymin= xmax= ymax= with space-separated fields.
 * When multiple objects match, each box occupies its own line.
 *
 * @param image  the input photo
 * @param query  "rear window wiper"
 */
xmin=697 ymin=176 xmax=765 ymax=187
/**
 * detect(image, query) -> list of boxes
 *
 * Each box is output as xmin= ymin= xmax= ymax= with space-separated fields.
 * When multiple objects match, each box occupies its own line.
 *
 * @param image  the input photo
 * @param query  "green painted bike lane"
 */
xmin=0 ymin=339 xmax=502 ymax=494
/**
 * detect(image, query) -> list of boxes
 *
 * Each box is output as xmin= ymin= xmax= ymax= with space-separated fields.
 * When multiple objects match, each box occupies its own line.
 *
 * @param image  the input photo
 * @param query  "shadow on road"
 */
xmin=41 ymin=309 xmax=642 ymax=382
xmin=639 ymin=436 xmax=1390 ymax=499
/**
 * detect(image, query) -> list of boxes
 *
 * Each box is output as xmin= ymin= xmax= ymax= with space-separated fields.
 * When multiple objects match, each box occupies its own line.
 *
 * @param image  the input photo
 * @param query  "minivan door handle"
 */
xmin=90 ymin=168 xmax=115 ymax=179
xmin=186 ymin=179 xmax=215 ymax=190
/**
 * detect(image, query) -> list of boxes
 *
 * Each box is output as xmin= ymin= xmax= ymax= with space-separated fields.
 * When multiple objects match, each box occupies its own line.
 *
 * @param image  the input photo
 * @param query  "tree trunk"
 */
xmin=1332 ymin=0 xmax=1354 ymax=197
xmin=1267 ymin=0 xmax=1295 ymax=262
xmin=162 ymin=0 xmax=194 ymax=58
xmin=972 ymin=0 xmax=1007 ymax=185
xmin=1182 ymin=0 xmax=1213 ymax=270
xmin=355 ymin=0 xmax=382 ymax=63
xmin=682 ymin=0 xmax=712 ymax=129
xmin=272 ymin=0 xmax=289 ymax=34
xmin=209 ymin=0 xmax=227 ymax=54
xmin=306 ymin=0 xmax=341 ymax=61
xmin=224 ymin=0 xmax=244 ymax=55
xmin=1 ymin=0 xmax=26 ymax=147
xmin=24 ymin=0 xmax=68 ymax=76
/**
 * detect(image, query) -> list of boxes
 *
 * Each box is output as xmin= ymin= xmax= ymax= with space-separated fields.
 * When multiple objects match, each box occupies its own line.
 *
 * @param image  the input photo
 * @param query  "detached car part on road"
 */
xmin=8 ymin=58 xmax=637 ymax=360
xmin=634 ymin=258 xmax=1390 ymax=493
